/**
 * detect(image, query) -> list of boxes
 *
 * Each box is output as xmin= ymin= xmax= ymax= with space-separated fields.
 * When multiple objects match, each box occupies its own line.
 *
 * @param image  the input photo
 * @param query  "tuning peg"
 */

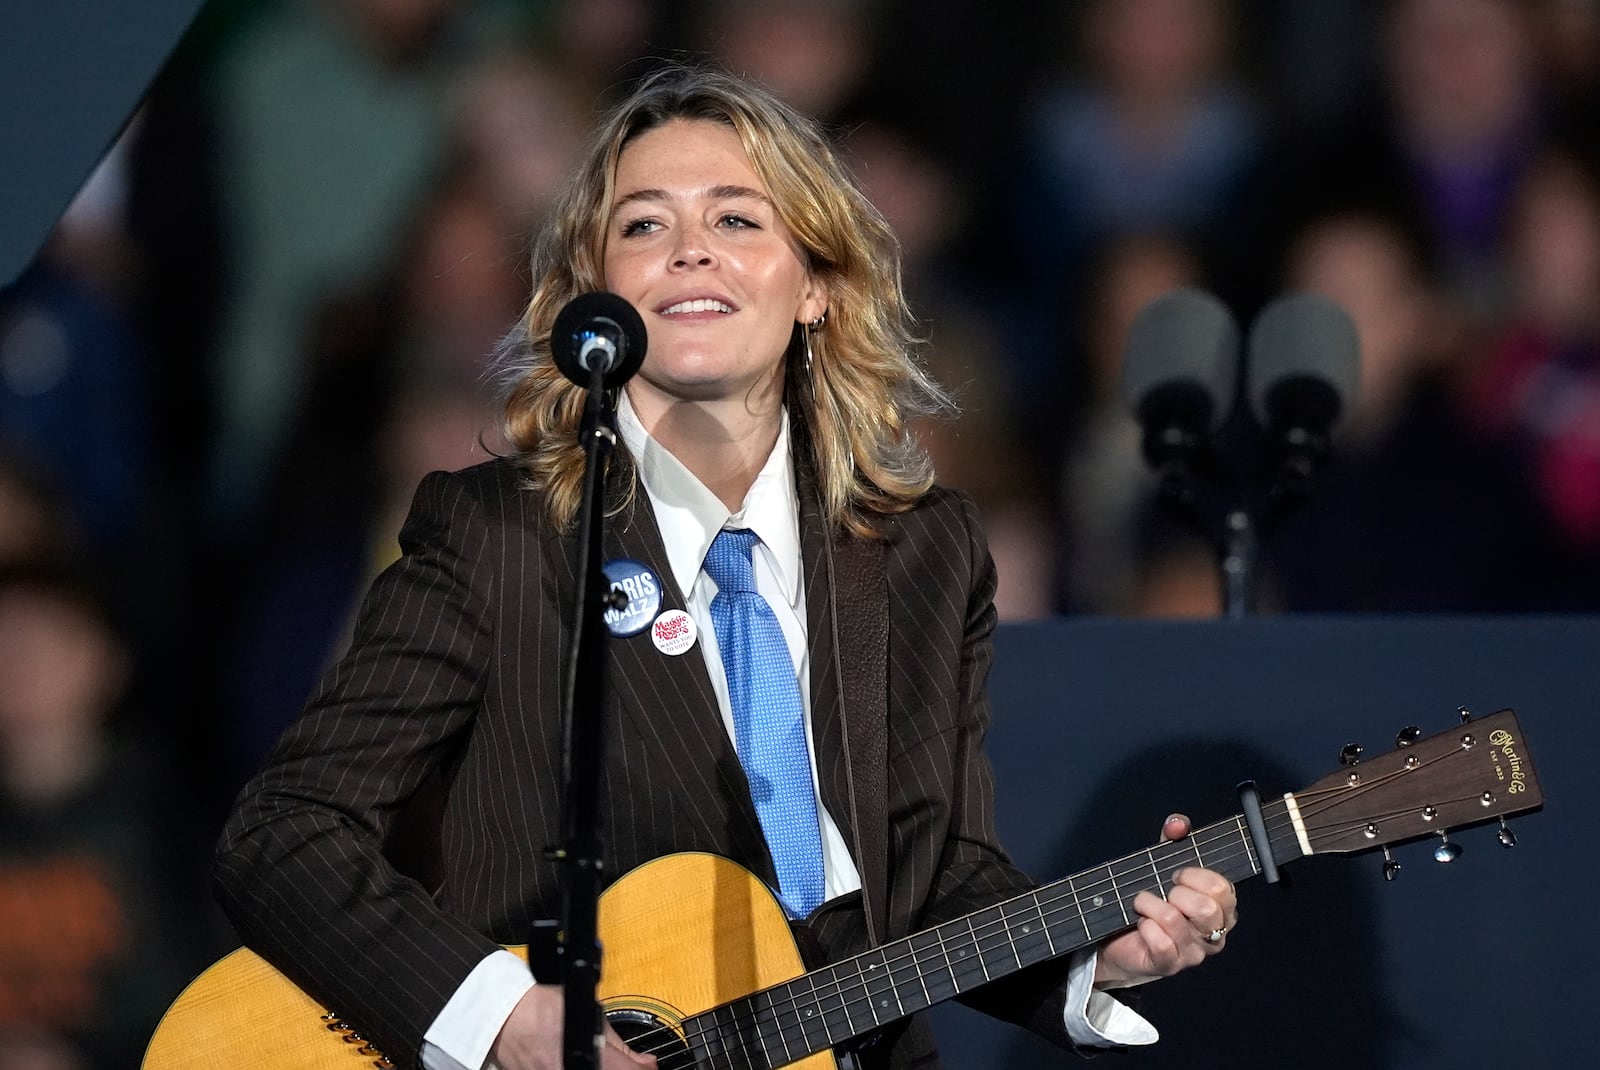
xmin=1395 ymin=726 xmax=1421 ymax=747
xmin=1339 ymin=743 xmax=1363 ymax=766
xmin=1433 ymin=832 xmax=1462 ymax=863
xmin=1382 ymin=846 xmax=1401 ymax=881
xmin=1458 ymin=705 xmax=1472 ymax=723
xmin=1497 ymin=818 xmax=1517 ymax=848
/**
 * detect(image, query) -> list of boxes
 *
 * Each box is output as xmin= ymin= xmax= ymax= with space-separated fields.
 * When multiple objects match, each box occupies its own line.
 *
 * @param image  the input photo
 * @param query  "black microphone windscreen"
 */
xmin=550 ymin=291 xmax=648 ymax=389
xmin=1120 ymin=288 xmax=1240 ymax=434
xmin=1246 ymin=293 xmax=1360 ymax=432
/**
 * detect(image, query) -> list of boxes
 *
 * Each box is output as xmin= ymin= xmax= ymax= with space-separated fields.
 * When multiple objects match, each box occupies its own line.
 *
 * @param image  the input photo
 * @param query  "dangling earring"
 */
xmin=804 ymin=311 xmax=827 ymax=375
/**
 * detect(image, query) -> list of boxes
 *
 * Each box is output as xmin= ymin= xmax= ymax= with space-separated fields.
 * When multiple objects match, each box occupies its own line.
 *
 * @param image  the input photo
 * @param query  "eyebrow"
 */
xmin=611 ymin=184 xmax=773 ymax=213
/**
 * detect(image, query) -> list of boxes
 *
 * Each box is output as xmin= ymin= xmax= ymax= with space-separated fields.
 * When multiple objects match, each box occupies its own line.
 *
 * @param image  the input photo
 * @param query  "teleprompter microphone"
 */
xmin=550 ymin=291 xmax=648 ymax=389
xmin=1120 ymin=288 xmax=1241 ymax=472
xmin=1246 ymin=293 xmax=1360 ymax=498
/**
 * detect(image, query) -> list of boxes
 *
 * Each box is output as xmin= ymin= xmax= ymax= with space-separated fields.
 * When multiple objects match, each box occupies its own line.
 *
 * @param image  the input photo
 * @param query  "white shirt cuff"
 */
xmin=1062 ymin=948 xmax=1159 ymax=1047
xmin=421 ymin=950 xmax=535 ymax=1070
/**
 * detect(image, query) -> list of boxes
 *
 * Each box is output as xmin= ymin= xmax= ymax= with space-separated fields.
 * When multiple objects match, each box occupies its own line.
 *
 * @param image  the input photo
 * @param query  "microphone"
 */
xmin=1246 ymin=293 xmax=1359 ymax=496
xmin=1120 ymin=288 xmax=1241 ymax=472
xmin=550 ymin=291 xmax=648 ymax=389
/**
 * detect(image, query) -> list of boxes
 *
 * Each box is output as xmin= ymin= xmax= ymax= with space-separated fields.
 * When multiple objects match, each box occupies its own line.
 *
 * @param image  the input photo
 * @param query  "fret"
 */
xmin=1145 ymin=847 xmax=1168 ymax=901
xmin=1071 ymin=863 xmax=1129 ymax=942
xmin=968 ymin=902 xmax=1017 ymax=982
xmin=1151 ymin=841 xmax=1191 ymax=894
xmin=893 ymin=930 xmax=941 ymax=1013
xmin=962 ymin=912 xmax=991 ymax=984
xmin=1061 ymin=872 xmax=1092 ymax=944
xmin=701 ymin=1001 xmax=758 ymax=1070
xmin=935 ymin=914 xmax=986 ymax=993
xmin=1034 ymin=890 xmax=1059 ymax=958
xmin=911 ymin=927 xmax=960 ymax=1006
xmin=999 ymin=894 xmax=1054 ymax=970
xmin=1234 ymin=815 xmax=1259 ymax=878
xmin=821 ymin=959 xmax=876 ymax=1040
xmin=1109 ymin=854 xmax=1156 ymax=917
xmin=809 ymin=962 xmax=858 ymax=1047
xmin=788 ymin=968 xmax=835 ymax=1053
xmin=751 ymin=988 xmax=787 ymax=1068
xmin=859 ymin=947 xmax=897 ymax=1026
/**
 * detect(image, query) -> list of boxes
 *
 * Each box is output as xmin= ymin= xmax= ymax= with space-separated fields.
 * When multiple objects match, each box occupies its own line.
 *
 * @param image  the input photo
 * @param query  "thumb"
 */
xmin=1161 ymin=813 xmax=1191 ymax=841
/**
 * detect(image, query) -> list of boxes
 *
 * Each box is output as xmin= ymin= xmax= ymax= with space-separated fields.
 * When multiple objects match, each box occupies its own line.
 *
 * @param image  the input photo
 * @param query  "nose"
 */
xmin=669 ymin=222 xmax=717 ymax=270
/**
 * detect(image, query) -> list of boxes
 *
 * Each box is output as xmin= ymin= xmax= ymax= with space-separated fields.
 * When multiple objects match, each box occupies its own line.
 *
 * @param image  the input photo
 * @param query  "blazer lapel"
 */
xmin=799 ymin=470 xmax=890 ymax=944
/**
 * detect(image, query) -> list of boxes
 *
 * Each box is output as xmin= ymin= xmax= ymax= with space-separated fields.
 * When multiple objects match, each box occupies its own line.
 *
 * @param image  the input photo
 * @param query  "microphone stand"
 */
xmin=550 ymin=360 xmax=621 ymax=1070
xmin=1152 ymin=429 xmax=1328 ymax=619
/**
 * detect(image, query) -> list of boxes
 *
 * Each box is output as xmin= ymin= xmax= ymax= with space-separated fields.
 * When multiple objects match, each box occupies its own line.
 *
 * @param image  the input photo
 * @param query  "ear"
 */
xmin=797 ymin=274 xmax=829 ymax=325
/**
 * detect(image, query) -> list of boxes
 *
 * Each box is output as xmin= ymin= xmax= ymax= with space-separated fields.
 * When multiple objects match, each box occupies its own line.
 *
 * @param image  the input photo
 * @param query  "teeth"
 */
xmin=661 ymin=298 xmax=733 ymax=315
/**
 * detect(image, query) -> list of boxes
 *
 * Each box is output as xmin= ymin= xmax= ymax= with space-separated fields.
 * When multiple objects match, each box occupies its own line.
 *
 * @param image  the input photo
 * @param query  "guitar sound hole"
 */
xmin=609 ymin=1009 xmax=697 ymax=1069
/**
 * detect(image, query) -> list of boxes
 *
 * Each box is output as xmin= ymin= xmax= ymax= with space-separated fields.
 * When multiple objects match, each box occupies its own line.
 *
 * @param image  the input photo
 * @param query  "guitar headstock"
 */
xmin=1291 ymin=708 xmax=1543 ymax=857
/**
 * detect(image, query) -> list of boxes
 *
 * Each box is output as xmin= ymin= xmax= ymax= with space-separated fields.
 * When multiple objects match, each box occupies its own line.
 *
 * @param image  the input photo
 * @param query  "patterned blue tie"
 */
xmin=703 ymin=528 xmax=825 ymax=918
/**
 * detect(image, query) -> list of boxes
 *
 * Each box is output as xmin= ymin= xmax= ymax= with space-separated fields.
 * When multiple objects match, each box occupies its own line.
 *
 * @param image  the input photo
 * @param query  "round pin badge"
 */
xmin=650 ymin=609 xmax=697 ymax=656
xmin=601 ymin=558 xmax=662 ymax=638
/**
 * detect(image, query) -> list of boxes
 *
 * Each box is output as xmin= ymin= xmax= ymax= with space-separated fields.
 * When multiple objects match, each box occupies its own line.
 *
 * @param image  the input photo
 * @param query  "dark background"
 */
xmin=933 ymin=617 xmax=1596 ymax=1068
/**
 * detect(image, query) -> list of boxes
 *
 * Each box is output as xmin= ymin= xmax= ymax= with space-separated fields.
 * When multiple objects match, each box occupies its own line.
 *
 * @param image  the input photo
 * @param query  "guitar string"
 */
xmin=620 ymin=813 xmax=1300 ymax=1066
xmin=627 ymin=747 xmax=1501 ymax=1068
xmin=628 ymin=813 xmax=1305 ymax=1066
xmin=630 ymin=758 xmax=1491 ymax=1068
xmin=652 ymin=738 xmax=1497 ymax=1062
xmin=1288 ymin=741 xmax=1499 ymax=835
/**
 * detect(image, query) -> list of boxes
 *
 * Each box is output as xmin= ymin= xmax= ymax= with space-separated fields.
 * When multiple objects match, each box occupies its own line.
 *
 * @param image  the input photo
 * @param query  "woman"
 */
xmin=215 ymin=65 xmax=1236 ymax=1070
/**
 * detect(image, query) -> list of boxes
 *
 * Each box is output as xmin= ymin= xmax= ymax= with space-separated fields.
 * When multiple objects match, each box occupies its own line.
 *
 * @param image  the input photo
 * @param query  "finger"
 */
xmin=603 ymin=1024 xmax=658 ymax=1068
xmin=1161 ymin=813 xmax=1191 ymax=841
xmin=1172 ymin=868 xmax=1238 ymax=927
xmin=1136 ymin=908 xmax=1207 ymax=973
xmin=1136 ymin=915 xmax=1182 ymax=972
xmin=1132 ymin=889 xmax=1202 ymax=947
xmin=604 ymin=1037 xmax=658 ymax=1068
xmin=1167 ymin=884 xmax=1230 ymax=937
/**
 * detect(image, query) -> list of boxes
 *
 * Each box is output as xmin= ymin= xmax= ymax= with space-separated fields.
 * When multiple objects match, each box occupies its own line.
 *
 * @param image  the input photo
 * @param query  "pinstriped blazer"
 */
xmin=213 ymin=455 xmax=1077 ymax=1069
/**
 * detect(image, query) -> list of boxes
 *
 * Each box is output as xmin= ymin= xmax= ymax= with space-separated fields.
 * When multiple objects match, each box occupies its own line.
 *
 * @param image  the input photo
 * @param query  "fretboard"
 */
xmin=682 ymin=800 xmax=1303 ymax=1069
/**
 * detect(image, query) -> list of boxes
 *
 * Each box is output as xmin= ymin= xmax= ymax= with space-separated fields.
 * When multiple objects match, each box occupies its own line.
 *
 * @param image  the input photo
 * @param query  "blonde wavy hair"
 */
xmin=499 ymin=64 xmax=950 ymax=536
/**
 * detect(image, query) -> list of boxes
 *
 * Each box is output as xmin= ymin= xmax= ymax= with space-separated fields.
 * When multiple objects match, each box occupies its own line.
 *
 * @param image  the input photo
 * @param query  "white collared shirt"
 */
xmin=615 ymin=391 xmax=863 ymax=903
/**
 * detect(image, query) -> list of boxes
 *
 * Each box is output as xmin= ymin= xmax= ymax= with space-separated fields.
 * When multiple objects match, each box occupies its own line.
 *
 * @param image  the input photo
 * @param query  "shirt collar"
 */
xmin=616 ymin=391 xmax=802 ymax=607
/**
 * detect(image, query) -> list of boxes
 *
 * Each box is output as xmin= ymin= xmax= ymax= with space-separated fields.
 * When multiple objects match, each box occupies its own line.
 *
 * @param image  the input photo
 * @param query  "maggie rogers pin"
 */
xmin=601 ymin=558 xmax=662 ymax=638
xmin=651 ymin=609 xmax=697 ymax=656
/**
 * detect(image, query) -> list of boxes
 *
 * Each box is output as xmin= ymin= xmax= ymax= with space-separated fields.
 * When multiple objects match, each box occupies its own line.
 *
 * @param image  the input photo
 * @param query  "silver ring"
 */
xmin=1205 ymin=927 xmax=1226 ymax=945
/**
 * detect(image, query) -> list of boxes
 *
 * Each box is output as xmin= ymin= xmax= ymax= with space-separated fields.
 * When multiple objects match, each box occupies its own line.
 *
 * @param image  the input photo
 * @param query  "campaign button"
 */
xmin=601 ymin=558 xmax=662 ymax=638
xmin=651 ymin=609 xmax=697 ymax=656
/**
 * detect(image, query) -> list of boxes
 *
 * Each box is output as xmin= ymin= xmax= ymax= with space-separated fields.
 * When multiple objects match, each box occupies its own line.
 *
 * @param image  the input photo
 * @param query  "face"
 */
xmin=602 ymin=118 xmax=827 ymax=414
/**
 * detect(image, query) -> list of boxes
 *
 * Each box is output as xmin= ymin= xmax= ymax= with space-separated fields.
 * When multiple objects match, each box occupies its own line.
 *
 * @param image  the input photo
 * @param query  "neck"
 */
xmin=626 ymin=387 xmax=784 ymax=511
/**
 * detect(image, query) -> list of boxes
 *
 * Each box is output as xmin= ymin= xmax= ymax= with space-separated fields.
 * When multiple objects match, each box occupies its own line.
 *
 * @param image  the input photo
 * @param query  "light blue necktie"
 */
xmin=703 ymin=528 xmax=825 ymax=918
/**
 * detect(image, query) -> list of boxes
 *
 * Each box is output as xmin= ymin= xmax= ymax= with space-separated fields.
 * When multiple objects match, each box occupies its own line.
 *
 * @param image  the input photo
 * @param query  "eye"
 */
xmin=619 ymin=218 xmax=660 ymax=237
xmin=718 ymin=213 xmax=760 ymax=230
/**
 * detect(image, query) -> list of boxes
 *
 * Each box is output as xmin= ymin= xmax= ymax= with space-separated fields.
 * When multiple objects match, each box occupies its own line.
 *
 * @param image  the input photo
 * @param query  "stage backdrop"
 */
xmin=929 ymin=616 xmax=1596 ymax=1069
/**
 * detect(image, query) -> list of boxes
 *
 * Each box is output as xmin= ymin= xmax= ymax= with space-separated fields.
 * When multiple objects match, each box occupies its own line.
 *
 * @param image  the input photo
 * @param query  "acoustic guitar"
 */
xmin=143 ymin=709 xmax=1542 ymax=1069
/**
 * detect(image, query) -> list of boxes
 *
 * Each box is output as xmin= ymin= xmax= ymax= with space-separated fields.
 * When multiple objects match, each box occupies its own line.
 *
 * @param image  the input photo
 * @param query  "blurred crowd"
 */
xmin=5 ymin=0 xmax=1600 ymax=1063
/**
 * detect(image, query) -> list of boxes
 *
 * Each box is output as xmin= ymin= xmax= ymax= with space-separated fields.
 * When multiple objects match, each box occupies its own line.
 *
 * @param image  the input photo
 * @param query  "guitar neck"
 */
xmin=684 ymin=800 xmax=1302 ymax=1067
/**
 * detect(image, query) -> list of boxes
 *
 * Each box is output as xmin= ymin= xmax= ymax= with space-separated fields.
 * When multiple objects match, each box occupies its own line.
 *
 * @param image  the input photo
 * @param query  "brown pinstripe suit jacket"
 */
xmin=214 ymin=456 xmax=1076 ymax=1069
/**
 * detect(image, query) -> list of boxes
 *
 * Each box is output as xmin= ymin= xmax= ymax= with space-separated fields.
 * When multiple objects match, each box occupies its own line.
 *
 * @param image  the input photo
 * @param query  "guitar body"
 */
xmin=143 ymin=853 xmax=837 ymax=1069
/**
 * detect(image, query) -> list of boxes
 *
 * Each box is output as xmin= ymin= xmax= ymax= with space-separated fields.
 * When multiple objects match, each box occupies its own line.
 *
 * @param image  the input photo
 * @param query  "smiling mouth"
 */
xmin=659 ymin=298 xmax=735 ymax=315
